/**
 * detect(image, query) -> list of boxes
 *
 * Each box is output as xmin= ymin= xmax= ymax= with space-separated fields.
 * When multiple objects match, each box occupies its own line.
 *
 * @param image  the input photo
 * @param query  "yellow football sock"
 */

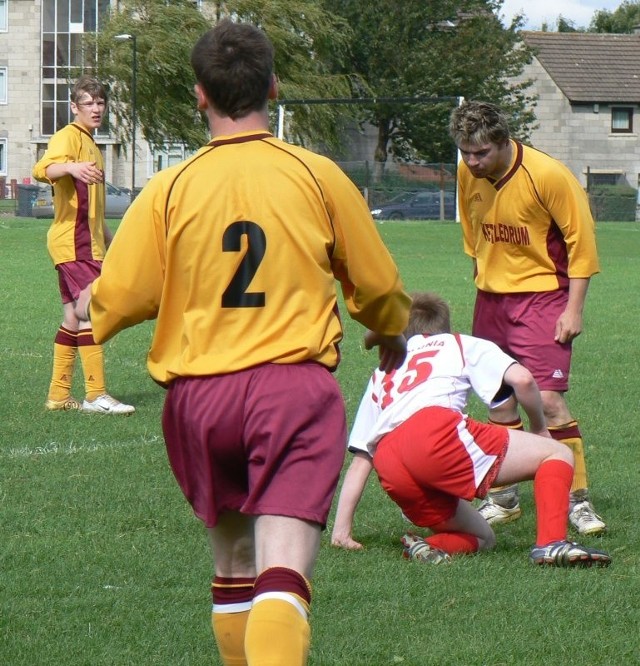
xmin=212 ymin=611 xmax=250 ymax=666
xmin=244 ymin=594 xmax=310 ymax=666
xmin=48 ymin=327 xmax=78 ymax=401
xmin=549 ymin=421 xmax=588 ymax=494
xmin=211 ymin=576 xmax=254 ymax=666
xmin=77 ymin=329 xmax=106 ymax=401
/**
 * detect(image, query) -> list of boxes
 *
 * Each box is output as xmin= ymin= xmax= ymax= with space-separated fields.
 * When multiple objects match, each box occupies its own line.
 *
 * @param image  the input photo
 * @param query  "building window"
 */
xmin=0 ymin=0 xmax=7 ymax=32
xmin=0 ymin=138 xmax=6 ymax=175
xmin=151 ymin=143 xmax=189 ymax=175
xmin=611 ymin=107 xmax=633 ymax=134
xmin=0 ymin=67 xmax=6 ymax=103
xmin=40 ymin=0 xmax=110 ymax=135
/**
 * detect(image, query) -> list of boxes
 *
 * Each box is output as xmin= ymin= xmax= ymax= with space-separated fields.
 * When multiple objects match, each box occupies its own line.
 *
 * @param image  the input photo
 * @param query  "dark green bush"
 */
xmin=589 ymin=185 xmax=638 ymax=222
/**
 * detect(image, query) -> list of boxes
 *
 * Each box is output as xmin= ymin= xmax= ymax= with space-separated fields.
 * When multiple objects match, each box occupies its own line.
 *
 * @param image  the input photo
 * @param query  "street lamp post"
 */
xmin=114 ymin=34 xmax=137 ymax=203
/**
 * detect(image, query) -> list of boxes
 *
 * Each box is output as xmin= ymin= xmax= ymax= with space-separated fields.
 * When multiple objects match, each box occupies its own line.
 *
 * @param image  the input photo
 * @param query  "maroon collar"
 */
xmin=209 ymin=131 xmax=272 ymax=148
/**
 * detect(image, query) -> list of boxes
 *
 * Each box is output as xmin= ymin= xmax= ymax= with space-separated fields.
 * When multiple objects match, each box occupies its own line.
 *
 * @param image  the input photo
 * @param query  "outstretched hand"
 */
xmin=363 ymin=330 xmax=407 ymax=373
xmin=67 ymin=161 xmax=104 ymax=185
xmin=331 ymin=533 xmax=364 ymax=551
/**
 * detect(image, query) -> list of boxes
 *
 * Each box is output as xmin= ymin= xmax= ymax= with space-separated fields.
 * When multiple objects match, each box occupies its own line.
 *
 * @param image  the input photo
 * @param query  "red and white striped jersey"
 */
xmin=349 ymin=332 xmax=516 ymax=455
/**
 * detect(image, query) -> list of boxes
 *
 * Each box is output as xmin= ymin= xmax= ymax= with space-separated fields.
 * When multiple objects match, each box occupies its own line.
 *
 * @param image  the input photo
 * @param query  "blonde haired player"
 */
xmin=33 ymin=75 xmax=134 ymax=415
xmin=448 ymin=100 xmax=605 ymax=536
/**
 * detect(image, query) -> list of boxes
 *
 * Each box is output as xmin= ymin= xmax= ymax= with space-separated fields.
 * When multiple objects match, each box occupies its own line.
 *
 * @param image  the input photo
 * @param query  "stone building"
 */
xmin=518 ymin=30 xmax=640 ymax=191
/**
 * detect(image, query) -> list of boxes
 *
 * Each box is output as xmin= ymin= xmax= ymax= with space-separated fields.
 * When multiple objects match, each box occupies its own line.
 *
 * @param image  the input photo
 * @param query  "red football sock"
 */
xmin=426 ymin=532 xmax=479 ymax=554
xmin=534 ymin=459 xmax=574 ymax=545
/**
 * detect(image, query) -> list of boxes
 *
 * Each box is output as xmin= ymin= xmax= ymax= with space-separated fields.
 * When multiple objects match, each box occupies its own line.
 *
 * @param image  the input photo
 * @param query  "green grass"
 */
xmin=1 ymin=215 xmax=639 ymax=665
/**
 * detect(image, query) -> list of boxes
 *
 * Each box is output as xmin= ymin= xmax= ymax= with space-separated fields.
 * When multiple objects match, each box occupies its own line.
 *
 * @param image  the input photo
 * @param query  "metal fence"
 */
xmin=338 ymin=160 xmax=639 ymax=222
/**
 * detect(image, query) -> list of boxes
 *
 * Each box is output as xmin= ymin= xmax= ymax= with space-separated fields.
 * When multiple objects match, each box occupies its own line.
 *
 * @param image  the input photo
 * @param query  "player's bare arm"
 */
xmin=331 ymin=453 xmax=374 ymax=551
xmin=555 ymin=277 xmax=590 ymax=344
xmin=364 ymin=330 xmax=407 ymax=373
xmin=45 ymin=161 xmax=104 ymax=185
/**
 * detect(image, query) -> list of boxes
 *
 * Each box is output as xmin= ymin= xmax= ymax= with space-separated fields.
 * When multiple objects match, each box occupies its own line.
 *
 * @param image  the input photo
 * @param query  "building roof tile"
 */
xmin=521 ymin=31 xmax=640 ymax=103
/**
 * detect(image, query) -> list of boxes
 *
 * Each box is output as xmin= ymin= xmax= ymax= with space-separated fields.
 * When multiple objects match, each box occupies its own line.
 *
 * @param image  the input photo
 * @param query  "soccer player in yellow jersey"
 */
xmin=77 ymin=21 xmax=410 ymax=666
xmin=449 ymin=100 xmax=605 ymax=536
xmin=32 ymin=75 xmax=134 ymax=415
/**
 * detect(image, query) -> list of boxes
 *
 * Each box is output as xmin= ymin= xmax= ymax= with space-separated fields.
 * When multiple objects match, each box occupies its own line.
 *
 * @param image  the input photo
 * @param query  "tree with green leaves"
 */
xmin=590 ymin=0 xmax=640 ymax=33
xmin=88 ymin=0 xmax=354 ymax=152
xmin=321 ymin=0 xmax=536 ymax=175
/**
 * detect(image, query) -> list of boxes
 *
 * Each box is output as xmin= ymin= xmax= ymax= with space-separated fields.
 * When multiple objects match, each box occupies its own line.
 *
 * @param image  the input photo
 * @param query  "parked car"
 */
xmin=32 ymin=182 xmax=131 ymax=218
xmin=370 ymin=190 xmax=456 ymax=221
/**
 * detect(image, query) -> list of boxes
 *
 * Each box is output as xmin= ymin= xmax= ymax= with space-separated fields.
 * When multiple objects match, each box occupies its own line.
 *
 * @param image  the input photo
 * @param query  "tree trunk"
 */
xmin=373 ymin=119 xmax=391 ymax=183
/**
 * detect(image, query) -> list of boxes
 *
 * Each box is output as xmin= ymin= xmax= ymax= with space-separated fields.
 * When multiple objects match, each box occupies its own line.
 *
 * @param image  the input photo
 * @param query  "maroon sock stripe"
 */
xmin=211 ymin=576 xmax=255 ymax=604
xmin=55 ymin=327 xmax=78 ymax=346
xmin=253 ymin=567 xmax=311 ymax=605
xmin=77 ymin=329 xmax=97 ymax=346
xmin=548 ymin=421 xmax=581 ymax=440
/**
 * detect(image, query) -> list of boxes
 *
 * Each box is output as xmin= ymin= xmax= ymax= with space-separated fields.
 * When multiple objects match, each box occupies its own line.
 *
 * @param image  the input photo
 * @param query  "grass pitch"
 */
xmin=1 ymin=215 xmax=638 ymax=665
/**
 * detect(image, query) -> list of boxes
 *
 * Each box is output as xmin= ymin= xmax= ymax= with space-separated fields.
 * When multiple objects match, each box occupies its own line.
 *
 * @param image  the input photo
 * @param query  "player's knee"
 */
xmin=478 ymin=529 xmax=497 ymax=551
xmin=553 ymin=440 xmax=574 ymax=466
xmin=540 ymin=391 xmax=571 ymax=422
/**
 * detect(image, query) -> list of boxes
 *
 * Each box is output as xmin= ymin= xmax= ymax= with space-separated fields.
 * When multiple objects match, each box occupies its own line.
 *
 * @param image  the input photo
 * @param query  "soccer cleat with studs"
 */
xmin=529 ymin=540 xmax=611 ymax=568
xmin=401 ymin=533 xmax=451 ymax=564
xmin=82 ymin=394 xmax=135 ymax=415
xmin=569 ymin=500 xmax=606 ymax=536
xmin=45 ymin=396 xmax=82 ymax=411
xmin=477 ymin=496 xmax=522 ymax=525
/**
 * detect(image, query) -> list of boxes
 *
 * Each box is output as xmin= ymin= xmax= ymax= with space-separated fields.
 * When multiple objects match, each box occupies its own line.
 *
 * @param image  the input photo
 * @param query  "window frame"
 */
xmin=40 ymin=0 xmax=110 ymax=135
xmin=0 ymin=66 xmax=7 ymax=104
xmin=0 ymin=0 xmax=7 ymax=33
xmin=0 ymin=138 xmax=7 ymax=175
xmin=611 ymin=107 xmax=634 ymax=134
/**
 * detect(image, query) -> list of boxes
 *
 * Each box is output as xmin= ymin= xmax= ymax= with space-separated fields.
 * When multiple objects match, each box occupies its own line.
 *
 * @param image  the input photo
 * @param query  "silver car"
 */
xmin=33 ymin=182 xmax=131 ymax=218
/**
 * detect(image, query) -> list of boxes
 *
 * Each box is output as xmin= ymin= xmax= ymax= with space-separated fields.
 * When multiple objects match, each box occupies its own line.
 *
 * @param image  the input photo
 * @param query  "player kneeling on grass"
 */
xmin=331 ymin=292 xmax=611 ymax=568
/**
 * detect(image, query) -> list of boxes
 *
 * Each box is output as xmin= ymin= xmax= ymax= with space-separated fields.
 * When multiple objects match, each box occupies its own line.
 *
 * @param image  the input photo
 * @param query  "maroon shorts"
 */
xmin=56 ymin=260 xmax=102 ymax=304
xmin=373 ymin=406 xmax=508 ymax=527
xmin=472 ymin=289 xmax=572 ymax=391
xmin=162 ymin=362 xmax=347 ymax=528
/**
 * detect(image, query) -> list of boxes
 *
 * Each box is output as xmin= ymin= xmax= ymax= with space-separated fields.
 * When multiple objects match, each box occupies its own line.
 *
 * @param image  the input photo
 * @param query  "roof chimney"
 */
xmin=634 ymin=24 xmax=640 ymax=34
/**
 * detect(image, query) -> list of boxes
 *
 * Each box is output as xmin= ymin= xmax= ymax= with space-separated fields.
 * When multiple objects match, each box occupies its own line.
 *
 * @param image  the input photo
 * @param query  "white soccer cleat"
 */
xmin=82 ymin=394 xmax=135 ymax=415
xmin=569 ymin=500 xmax=606 ymax=536
xmin=477 ymin=496 xmax=522 ymax=525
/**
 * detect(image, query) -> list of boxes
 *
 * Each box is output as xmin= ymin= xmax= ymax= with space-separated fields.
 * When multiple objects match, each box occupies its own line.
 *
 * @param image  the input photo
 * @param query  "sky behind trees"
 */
xmin=500 ymin=0 xmax=622 ymax=29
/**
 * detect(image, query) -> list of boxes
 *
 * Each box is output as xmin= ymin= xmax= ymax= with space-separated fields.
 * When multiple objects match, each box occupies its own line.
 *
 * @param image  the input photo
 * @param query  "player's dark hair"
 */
xmin=71 ymin=75 xmax=108 ymax=104
xmin=404 ymin=292 xmax=451 ymax=338
xmin=191 ymin=19 xmax=274 ymax=120
xmin=448 ymin=100 xmax=510 ymax=146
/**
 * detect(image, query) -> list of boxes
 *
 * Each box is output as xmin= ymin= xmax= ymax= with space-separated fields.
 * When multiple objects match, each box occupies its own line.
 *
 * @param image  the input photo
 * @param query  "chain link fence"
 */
xmin=337 ymin=160 xmax=639 ymax=222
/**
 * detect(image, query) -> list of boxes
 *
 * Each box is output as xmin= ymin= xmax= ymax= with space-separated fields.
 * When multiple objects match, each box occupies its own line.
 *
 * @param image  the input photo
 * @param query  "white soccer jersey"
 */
xmin=349 ymin=333 xmax=517 ymax=455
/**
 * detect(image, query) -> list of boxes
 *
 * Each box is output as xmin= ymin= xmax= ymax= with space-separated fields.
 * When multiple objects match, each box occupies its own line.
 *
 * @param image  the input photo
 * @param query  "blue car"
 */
xmin=370 ymin=190 xmax=455 ymax=220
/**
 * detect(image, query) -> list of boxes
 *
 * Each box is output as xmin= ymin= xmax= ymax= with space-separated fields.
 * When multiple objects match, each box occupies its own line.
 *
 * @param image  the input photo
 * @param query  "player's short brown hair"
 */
xmin=191 ymin=19 xmax=274 ymax=120
xmin=404 ymin=292 xmax=451 ymax=338
xmin=449 ymin=100 xmax=510 ymax=146
xmin=71 ymin=75 xmax=107 ymax=104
